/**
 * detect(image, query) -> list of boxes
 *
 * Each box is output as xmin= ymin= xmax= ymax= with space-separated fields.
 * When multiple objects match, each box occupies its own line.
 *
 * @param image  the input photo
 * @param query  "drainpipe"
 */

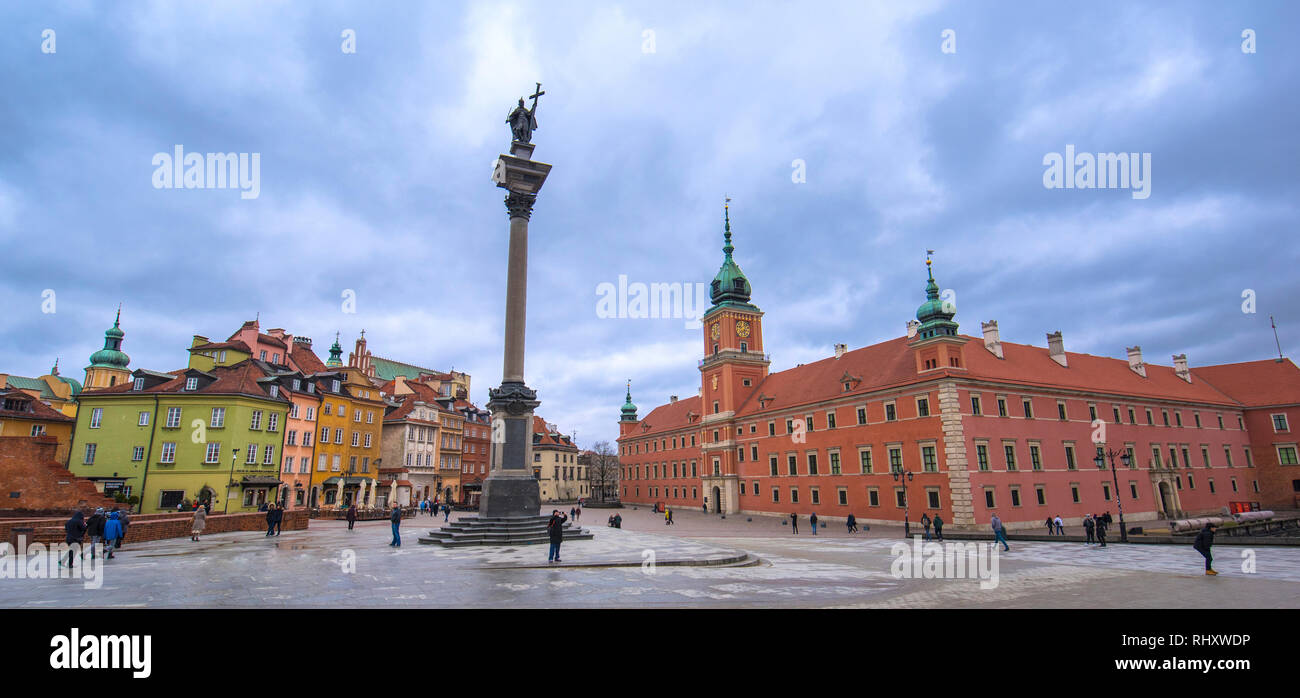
xmin=137 ymin=394 xmax=160 ymax=514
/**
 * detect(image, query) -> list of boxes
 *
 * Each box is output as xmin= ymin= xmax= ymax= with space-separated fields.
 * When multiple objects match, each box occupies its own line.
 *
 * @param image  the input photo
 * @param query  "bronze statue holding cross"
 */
xmin=507 ymin=82 xmax=544 ymax=144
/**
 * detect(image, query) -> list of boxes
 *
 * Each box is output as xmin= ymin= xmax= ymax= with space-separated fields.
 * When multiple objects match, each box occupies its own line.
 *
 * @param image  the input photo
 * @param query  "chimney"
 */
xmin=834 ymin=343 xmax=847 ymax=359
xmin=1126 ymin=346 xmax=1146 ymax=377
xmin=1172 ymin=353 xmax=1191 ymax=383
xmin=981 ymin=320 xmax=1004 ymax=359
xmin=906 ymin=320 xmax=920 ymax=339
xmin=1047 ymin=331 xmax=1067 ymax=367
xmin=670 ymin=395 xmax=678 ymax=404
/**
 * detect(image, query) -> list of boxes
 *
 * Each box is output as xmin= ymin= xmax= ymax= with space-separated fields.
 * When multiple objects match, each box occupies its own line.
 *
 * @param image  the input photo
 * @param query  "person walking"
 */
xmin=443 ymin=503 xmax=451 ymax=522
xmin=1095 ymin=514 xmax=1108 ymax=547
xmin=846 ymin=513 xmax=857 ymax=533
xmin=1044 ymin=516 xmax=1055 ymax=535
xmin=921 ymin=513 xmax=932 ymax=541
xmin=570 ymin=506 xmax=577 ymax=522
xmin=389 ymin=502 xmax=402 ymax=547
xmin=933 ymin=514 xmax=944 ymax=541
xmin=102 ymin=511 xmax=123 ymax=560
xmin=1083 ymin=514 xmax=1096 ymax=545
xmin=666 ymin=507 xmax=674 ymax=525
xmin=991 ymin=513 xmax=1010 ymax=551
xmin=575 ymin=504 xmax=581 ymax=522
xmin=1193 ymin=522 xmax=1218 ymax=575
xmin=61 ymin=510 xmax=86 ymax=567
xmin=790 ymin=513 xmax=799 ymax=534
xmin=265 ymin=503 xmax=277 ymax=536
xmin=85 ymin=508 xmax=106 ymax=559
xmin=117 ymin=509 xmax=130 ymax=549
xmin=191 ymin=506 xmax=207 ymax=542
xmin=272 ymin=503 xmax=284 ymax=536
xmin=346 ymin=503 xmax=357 ymax=531
xmin=809 ymin=512 xmax=819 ymax=535
xmin=547 ymin=509 xmax=568 ymax=563
xmin=1054 ymin=515 xmax=1064 ymax=536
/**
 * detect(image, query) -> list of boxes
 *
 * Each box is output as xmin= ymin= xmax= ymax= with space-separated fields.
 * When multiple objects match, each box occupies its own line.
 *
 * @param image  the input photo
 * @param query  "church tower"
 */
xmin=348 ymin=330 xmax=375 ymax=377
xmin=84 ymin=307 xmax=132 ymax=389
xmin=618 ymin=380 xmax=639 ymax=438
xmin=699 ymin=203 xmax=769 ymax=514
xmin=326 ymin=332 xmax=344 ymax=368
xmin=909 ymin=256 xmax=968 ymax=374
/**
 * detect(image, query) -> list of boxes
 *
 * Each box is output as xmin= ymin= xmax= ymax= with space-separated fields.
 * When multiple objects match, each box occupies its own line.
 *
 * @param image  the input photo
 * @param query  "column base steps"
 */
xmin=418 ymin=515 xmax=594 ymax=547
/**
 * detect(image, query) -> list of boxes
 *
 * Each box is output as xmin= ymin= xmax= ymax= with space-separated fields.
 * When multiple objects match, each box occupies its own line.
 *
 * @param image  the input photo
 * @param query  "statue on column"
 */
xmin=507 ymin=83 xmax=543 ymax=143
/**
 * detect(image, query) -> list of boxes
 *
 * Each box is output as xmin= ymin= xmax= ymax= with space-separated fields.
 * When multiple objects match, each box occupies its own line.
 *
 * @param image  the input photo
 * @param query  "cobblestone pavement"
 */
xmin=1 ymin=514 xmax=1295 ymax=608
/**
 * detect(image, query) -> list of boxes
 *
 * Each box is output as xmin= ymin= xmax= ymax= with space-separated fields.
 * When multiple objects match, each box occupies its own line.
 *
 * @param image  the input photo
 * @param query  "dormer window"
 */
xmin=307 ymin=383 xmax=315 ymax=393
xmin=260 ymin=351 xmax=267 ymax=361
xmin=185 ymin=377 xmax=198 ymax=391
xmin=733 ymin=279 xmax=745 ymax=291
xmin=332 ymin=380 xmax=341 ymax=392
xmin=133 ymin=377 xmax=145 ymax=391
xmin=218 ymin=350 xmax=227 ymax=362
xmin=269 ymin=385 xmax=279 ymax=398
xmin=293 ymin=379 xmax=302 ymax=391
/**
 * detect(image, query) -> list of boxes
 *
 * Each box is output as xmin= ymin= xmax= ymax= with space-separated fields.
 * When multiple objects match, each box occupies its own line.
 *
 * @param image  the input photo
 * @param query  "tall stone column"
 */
xmin=481 ymin=137 xmax=552 ymax=519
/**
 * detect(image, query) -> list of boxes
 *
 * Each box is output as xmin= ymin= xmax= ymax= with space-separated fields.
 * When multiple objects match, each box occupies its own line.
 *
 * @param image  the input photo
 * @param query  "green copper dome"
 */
xmin=708 ymin=204 xmax=757 ymax=311
xmin=326 ymin=332 xmax=344 ymax=367
xmin=915 ymin=259 xmax=958 ymax=340
xmin=620 ymin=381 xmax=638 ymax=422
xmin=88 ymin=309 xmax=131 ymax=369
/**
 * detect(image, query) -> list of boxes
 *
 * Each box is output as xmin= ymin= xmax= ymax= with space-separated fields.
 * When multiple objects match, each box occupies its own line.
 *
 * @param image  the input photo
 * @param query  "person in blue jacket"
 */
xmin=102 ymin=511 xmax=124 ymax=560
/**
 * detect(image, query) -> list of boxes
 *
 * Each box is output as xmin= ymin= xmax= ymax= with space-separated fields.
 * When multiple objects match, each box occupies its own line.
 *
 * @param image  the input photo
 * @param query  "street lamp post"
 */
xmin=1094 ymin=447 xmax=1132 ymax=543
xmin=225 ymin=447 xmax=238 ymax=514
xmin=892 ymin=466 xmax=915 ymax=537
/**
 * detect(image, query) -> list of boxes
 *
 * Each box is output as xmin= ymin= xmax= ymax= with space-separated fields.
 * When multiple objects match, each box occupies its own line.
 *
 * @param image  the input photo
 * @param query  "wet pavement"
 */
xmin=2 ymin=509 xmax=1297 ymax=608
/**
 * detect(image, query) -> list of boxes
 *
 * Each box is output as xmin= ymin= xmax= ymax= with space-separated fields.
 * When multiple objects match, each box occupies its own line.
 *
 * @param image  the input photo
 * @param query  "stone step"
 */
xmin=418 ymin=529 xmax=595 ymax=547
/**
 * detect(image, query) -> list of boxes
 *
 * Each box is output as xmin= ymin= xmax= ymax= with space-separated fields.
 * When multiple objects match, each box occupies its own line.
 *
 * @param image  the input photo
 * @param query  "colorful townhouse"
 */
xmin=618 ymin=207 xmax=1276 ymax=529
xmin=306 ymin=337 xmax=383 ymax=508
xmin=264 ymin=368 xmax=322 ymax=508
xmin=0 ymin=389 xmax=77 ymax=464
xmin=2 ymin=361 xmax=82 ymax=419
xmin=533 ymin=417 xmax=583 ymax=503
xmin=457 ymin=399 xmax=492 ymax=508
xmin=380 ymin=380 xmax=443 ymax=507
xmin=70 ymin=361 xmax=291 ymax=512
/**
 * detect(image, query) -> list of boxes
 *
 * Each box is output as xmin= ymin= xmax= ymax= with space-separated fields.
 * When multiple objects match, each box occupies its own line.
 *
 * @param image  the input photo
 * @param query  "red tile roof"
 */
xmin=532 ymin=415 xmax=577 ymax=449
xmin=291 ymin=345 xmax=327 ymax=374
xmin=1193 ymin=359 xmax=1300 ymax=408
xmin=78 ymin=361 xmax=285 ymax=401
xmin=0 ymin=390 xmax=75 ymax=422
xmin=627 ymin=335 xmax=1253 ymax=438
xmin=191 ymin=340 xmax=253 ymax=353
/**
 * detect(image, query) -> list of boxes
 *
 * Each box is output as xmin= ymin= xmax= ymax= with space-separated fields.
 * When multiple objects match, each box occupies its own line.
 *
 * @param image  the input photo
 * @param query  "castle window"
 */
xmin=740 ymin=342 xmax=748 ymax=352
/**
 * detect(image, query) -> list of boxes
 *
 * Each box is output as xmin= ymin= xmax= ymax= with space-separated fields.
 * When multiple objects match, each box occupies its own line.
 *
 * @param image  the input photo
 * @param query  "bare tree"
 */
xmin=584 ymin=440 xmax=620 ymax=503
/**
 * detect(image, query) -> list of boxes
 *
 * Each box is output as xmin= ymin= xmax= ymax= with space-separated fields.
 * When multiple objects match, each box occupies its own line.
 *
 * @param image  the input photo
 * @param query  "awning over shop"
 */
xmin=240 ymin=476 xmax=284 ymax=487
xmin=319 ymin=476 xmax=373 ymax=487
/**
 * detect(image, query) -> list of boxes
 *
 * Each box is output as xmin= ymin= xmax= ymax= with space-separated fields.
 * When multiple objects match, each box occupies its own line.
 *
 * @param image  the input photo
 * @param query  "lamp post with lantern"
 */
xmin=1094 ymin=447 xmax=1132 ymax=543
xmin=892 ymin=465 xmax=915 ymax=537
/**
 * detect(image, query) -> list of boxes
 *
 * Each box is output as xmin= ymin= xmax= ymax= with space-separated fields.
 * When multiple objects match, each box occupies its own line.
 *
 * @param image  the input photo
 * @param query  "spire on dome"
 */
xmin=620 ymin=379 xmax=638 ymax=422
xmin=914 ymin=254 xmax=958 ymax=340
xmin=708 ymin=198 xmax=756 ymax=310
xmin=327 ymin=332 xmax=344 ymax=367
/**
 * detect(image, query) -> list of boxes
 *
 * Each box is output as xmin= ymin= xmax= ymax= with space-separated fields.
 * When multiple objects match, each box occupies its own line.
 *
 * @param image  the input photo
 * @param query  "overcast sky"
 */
xmin=2 ymin=1 xmax=1297 ymax=447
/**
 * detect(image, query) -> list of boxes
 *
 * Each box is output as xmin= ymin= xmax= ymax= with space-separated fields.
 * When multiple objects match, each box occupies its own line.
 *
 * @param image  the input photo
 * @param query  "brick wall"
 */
xmin=2 ymin=509 xmax=310 ymax=547
xmin=0 ymin=436 xmax=118 ymax=513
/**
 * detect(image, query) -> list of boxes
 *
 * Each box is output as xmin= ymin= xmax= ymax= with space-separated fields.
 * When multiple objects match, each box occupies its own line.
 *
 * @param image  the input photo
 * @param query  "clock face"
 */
xmin=736 ymin=320 xmax=751 ymax=338
xmin=710 ymin=322 xmax=721 ymax=340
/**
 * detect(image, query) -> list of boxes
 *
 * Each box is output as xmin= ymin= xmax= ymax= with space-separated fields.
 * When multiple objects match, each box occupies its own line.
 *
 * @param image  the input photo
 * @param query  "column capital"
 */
xmin=504 ymin=191 xmax=537 ymax=220
xmin=487 ymin=380 xmax=540 ymax=416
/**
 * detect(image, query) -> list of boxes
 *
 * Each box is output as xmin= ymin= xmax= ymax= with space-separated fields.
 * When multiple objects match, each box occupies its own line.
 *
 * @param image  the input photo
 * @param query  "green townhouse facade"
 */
xmin=70 ymin=360 xmax=291 ymax=514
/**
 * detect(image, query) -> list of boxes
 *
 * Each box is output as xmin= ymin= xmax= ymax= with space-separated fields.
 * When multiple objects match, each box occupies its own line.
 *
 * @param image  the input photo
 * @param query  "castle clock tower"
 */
xmin=699 ymin=203 xmax=769 ymax=514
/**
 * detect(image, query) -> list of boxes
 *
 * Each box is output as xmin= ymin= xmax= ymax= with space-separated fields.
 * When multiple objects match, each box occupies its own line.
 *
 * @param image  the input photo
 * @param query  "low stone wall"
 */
xmin=2 ymin=509 xmax=309 ymax=547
